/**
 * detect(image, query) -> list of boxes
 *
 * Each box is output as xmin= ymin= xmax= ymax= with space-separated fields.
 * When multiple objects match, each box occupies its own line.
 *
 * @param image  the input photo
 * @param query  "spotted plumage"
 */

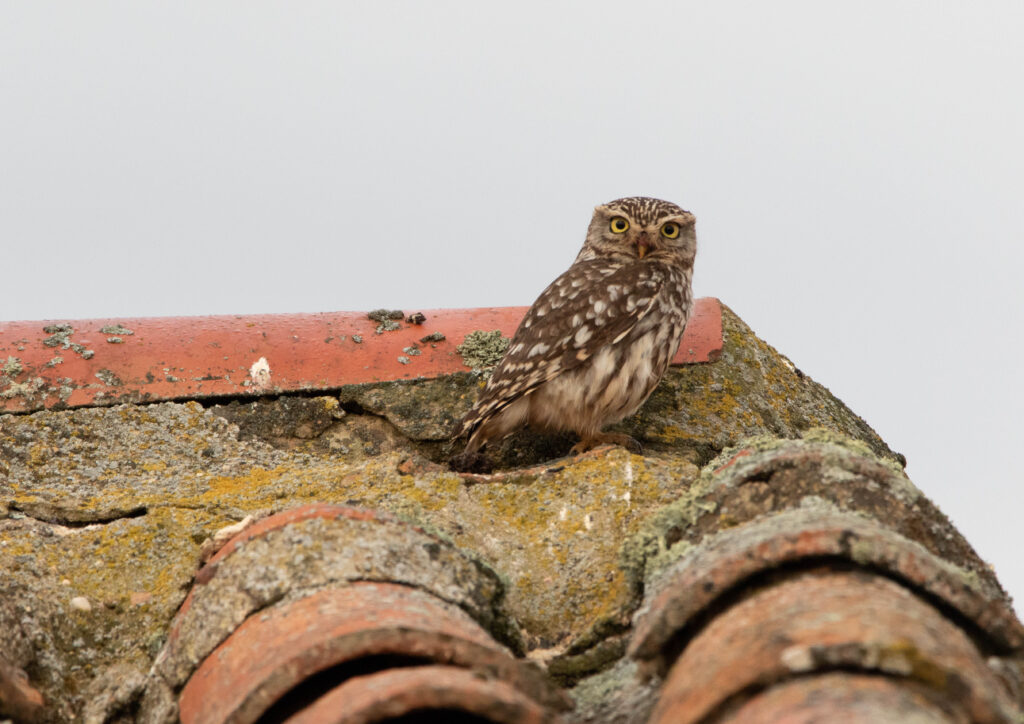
xmin=455 ymin=197 xmax=696 ymax=461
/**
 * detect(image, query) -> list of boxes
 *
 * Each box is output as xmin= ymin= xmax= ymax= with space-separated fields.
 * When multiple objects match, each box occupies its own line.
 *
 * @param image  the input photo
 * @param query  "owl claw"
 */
xmin=571 ymin=433 xmax=642 ymax=456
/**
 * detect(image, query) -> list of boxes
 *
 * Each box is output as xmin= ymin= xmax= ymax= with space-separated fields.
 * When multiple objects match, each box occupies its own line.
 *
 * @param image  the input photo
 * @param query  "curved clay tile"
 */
xmin=152 ymin=504 xmax=567 ymax=723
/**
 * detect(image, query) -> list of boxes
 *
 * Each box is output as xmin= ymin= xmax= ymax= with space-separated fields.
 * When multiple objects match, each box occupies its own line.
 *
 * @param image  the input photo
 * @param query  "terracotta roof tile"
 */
xmin=179 ymin=583 xmax=566 ymax=724
xmin=648 ymin=571 xmax=1019 ymax=724
xmin=0 ymin=298 xmax=723 ymax=413
xmin=630 ymin=508 xmax=1024 ymax=668
xmin=285 ymin=666 xmax=562 ymax=724
xmin=721 ymin=673 xmax=958 ymax=724
xmin=153 ymin=504 xmax=567 ymax=723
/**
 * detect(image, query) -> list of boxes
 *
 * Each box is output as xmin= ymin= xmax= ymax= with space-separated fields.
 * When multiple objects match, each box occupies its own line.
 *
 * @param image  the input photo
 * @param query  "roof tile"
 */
xmin=649 ymin=572 xmax=1019 ymax=724
xmin=0 ymin=299 xmax=723 ymax=413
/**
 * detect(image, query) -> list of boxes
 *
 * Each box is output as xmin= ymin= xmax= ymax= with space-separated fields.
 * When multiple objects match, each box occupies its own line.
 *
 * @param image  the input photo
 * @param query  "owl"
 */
xmin=453 ymin=197 xmax=696 ymax=465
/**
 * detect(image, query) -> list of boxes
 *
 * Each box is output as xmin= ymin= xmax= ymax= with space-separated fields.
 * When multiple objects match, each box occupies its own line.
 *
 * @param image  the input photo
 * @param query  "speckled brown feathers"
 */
xmin=454 ymin=197 xmax=696 ymax=463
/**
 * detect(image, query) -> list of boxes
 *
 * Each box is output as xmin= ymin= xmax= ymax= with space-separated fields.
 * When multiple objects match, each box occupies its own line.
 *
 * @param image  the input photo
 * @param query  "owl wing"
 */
xmin=457 ymin=259 xmax=666 ymax=438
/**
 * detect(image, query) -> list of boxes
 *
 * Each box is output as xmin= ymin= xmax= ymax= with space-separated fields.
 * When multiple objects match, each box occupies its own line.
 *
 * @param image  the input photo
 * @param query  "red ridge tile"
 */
xmin=0 ymin=299 xmax=722 ymax=413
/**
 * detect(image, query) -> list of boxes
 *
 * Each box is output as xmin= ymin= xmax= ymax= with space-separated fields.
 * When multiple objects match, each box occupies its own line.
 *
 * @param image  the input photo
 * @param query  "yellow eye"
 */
xmin=661 ymin=222 xmax=680 ymax=239
xmin=610 ymin=217 xmax=629 ymax=233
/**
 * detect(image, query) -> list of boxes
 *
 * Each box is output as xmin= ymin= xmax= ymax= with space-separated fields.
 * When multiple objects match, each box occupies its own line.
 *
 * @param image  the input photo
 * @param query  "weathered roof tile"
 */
xmin=0 ymin=299 xmax=724 ymax=413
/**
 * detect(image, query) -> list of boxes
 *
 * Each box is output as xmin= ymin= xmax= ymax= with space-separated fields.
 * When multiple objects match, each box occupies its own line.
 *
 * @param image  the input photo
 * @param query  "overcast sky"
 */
xmin=2 ymin=2 xmax=1022 ymax=609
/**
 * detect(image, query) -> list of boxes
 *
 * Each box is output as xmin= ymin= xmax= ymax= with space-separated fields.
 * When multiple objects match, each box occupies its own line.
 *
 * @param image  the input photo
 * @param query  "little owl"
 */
xmin=454 ymin=196 xmax=696 ymax=466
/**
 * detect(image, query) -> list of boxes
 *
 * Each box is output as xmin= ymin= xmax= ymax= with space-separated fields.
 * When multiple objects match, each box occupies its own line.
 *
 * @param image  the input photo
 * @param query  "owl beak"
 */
xmin=636 ymin=233 xmax=651 ymax=259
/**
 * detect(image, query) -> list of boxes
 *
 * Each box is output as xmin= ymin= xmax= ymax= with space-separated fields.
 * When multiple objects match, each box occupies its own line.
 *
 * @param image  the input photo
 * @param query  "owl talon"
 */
xmin=569 ymin=441 xmax=590 ymax=456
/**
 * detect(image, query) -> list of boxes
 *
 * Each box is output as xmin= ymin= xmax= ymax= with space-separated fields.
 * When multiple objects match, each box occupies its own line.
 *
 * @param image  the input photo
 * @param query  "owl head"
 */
xmin=577 ymin=196 xmax=696 ymax=268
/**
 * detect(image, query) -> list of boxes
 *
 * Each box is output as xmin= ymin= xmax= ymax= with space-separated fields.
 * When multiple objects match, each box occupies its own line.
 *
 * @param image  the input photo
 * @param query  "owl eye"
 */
xmin=610 ymin=217 xmax=629 ymax=233
xmin=661 ymin=222 xmax=680 ymax=239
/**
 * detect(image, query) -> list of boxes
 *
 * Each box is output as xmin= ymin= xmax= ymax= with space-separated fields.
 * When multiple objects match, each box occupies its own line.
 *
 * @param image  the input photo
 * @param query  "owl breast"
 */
xmin=525 ymin=263 xmax=692 ymax=436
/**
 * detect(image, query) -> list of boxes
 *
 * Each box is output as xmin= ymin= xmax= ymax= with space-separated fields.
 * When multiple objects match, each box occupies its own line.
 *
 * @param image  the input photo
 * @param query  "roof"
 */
xmin=1 ymin=299 xmax=1020 ymax=723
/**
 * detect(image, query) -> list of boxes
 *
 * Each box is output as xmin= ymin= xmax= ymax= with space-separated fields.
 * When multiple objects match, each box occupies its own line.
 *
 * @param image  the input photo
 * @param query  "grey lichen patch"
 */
xmin=352 ymin=335 xmax=363 ymax=344
xmin=41 ymin=323 xmax=94 ymax=359
xmin=800 ymin=426 xmax=907 ymax=474
xmin=704 ymin=433 xmax=916 ymax=501
xmin=368 ymin=309 xmax=403 ymax=334
xmin=106 ymin=337 xmax=124 ymax=344
xmin=100 ymin=325 xmax=135 ymax=336
xmin=95 ymin=369 xmax=123 ymax=387
xmin=420 ymin=331 xmax=445 ymax=343
xmin=570 ymin=658 xmax=661 ymax=724
xmin=402 ymin=346 xmax=422 ymax=356
xmin=0 ymin=375 xmax=46 ymax=401
xmin=619 ymin=477 xmax=714 ymax=588
xmin=3 ymin=355 xmax=24 ymax=377
xmin=368 ymin=309 xmax=404 ymax=322
xmin=397 ymin=356 xmax=411 ymax=365
xmin=41 ymin=324 xmax=74 ymax=347
xmin=43 ymin=356 xmax=63 ymax=368
xmin=457 ymin=330 xmax=511 ymax=370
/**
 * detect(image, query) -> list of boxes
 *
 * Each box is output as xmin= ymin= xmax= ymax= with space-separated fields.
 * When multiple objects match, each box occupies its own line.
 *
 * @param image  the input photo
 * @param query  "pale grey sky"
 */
xmin=2 ymin=2 xmax=1022 ymax=608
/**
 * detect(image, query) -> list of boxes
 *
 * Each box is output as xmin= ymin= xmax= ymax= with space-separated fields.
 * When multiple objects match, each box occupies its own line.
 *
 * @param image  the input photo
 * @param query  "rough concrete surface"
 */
xmin=0 ymin=305 xmax=1018 ymax=722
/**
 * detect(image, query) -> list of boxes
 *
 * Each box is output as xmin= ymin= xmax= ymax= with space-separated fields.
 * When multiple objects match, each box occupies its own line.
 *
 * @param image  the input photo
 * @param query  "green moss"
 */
xmin=801 ymin=427 xmax=907 ymax=475
xmin=619 ymin=479 xmax=716 ymax=588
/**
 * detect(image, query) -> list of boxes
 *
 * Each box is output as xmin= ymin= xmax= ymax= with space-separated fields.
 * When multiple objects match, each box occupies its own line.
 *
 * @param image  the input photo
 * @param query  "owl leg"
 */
xmin=570 ymin=432 xmax=642 ymax=455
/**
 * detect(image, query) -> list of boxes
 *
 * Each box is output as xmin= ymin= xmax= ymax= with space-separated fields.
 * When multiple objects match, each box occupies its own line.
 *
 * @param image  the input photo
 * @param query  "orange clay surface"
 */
xmin=0 ymin=298 xmax=722 ymax=413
